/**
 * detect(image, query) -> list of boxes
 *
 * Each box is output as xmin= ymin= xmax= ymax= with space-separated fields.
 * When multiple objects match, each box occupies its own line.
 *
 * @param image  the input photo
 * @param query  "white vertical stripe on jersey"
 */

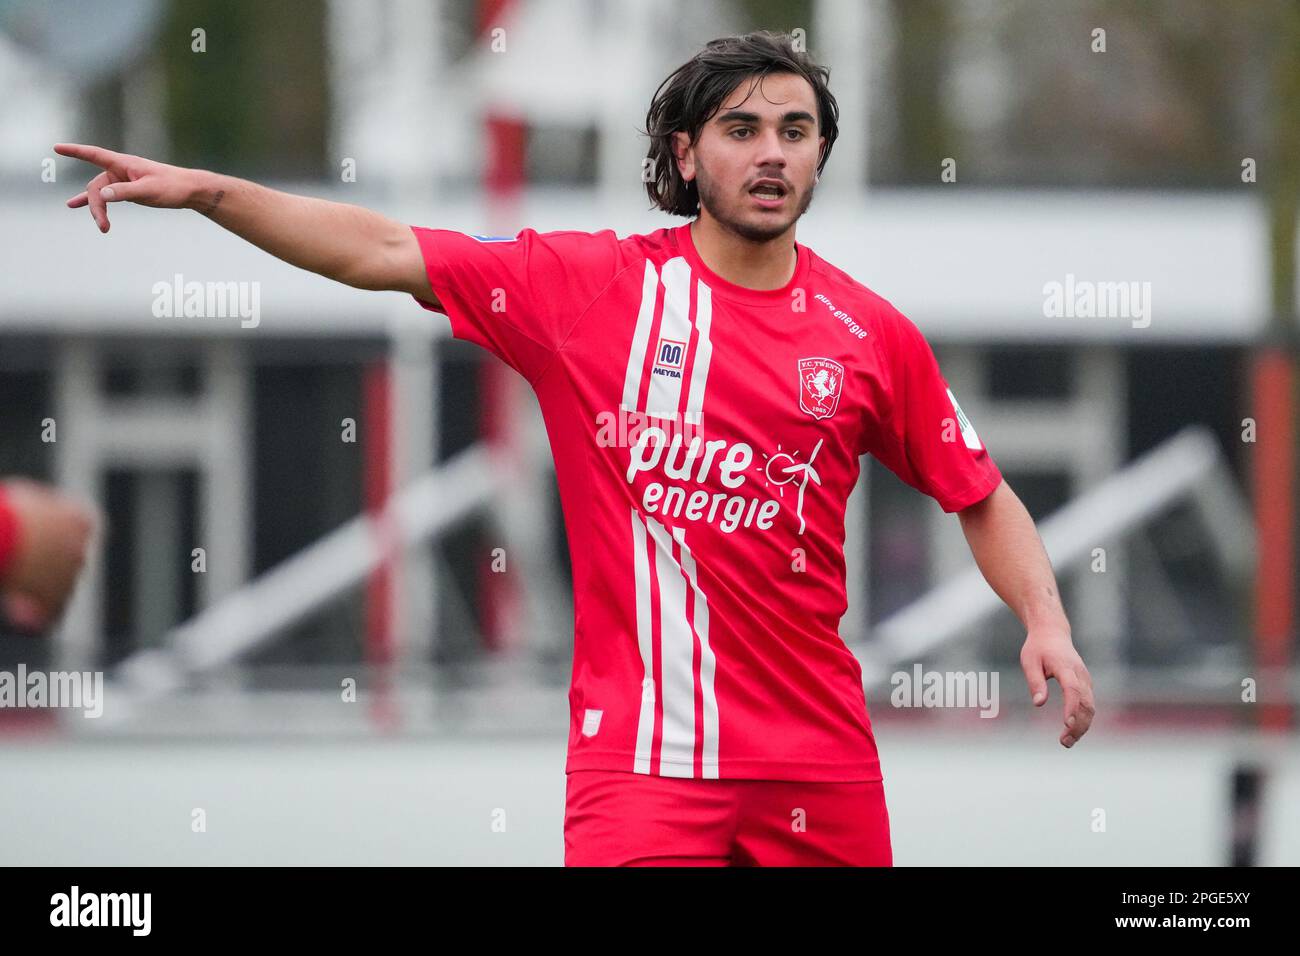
xmin=645 ymin=257 xmax=693 ymax=420
xmin=684 ymin=280 xmax=713 ymax=425
xmin=620 ymin=260 xmax=660 ymax=414
xmin=629 ymin=507 xmax=657 ymax=774
xmin=643 ymin=516 xmax=696 ymax=777
xmin=645 ymin=514 xmax=697 ymax=777
xmin=673 ymin=525 xmax=718 ymax=778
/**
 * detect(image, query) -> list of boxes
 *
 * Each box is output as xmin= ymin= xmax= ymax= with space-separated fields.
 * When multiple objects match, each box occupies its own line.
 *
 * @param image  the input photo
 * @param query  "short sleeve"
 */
xmin=409 ymin=226 xmax=622 ymax=384
xmin=866 ymin=305 xmax=1003 ymax=513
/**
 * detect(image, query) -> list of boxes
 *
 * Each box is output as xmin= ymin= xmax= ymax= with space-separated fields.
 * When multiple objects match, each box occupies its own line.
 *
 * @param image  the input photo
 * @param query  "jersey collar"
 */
xmin=674 ymin=222 xmax=810 ymax=307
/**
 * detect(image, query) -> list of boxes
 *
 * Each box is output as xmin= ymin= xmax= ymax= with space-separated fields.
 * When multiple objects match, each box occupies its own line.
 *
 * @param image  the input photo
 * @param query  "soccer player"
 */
xmin=57 ymin=30 xmax=1093 ymax=866
xmin=0 ymin=479 xmax=96 ymax=632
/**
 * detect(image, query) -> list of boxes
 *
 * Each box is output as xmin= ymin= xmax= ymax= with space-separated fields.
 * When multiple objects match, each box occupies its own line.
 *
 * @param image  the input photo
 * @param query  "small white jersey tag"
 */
xmin=947 ymin=387 xmax=983 ymax=451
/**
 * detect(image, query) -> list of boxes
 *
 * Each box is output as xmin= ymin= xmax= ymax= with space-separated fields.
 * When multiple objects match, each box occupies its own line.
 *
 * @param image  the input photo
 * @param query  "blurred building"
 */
xmin=0 ymin=0 xmax=1290 ymax=722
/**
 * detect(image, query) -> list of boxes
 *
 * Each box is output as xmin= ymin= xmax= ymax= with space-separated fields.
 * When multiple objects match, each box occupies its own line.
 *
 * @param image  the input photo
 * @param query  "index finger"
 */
xmin=53 ymin=143 xmax=121 ymax=169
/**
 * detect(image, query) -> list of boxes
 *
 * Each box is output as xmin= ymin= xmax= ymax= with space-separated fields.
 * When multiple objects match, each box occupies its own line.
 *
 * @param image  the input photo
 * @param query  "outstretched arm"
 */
xmin=55 ymin=143 xmax=437 ymax=303
xmin=957 ymin=479 xmax=1095 ymax=748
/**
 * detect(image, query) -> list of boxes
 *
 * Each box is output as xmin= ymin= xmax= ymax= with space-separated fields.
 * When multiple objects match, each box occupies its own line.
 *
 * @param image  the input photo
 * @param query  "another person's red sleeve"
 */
xmin=0 ymin=485 xmax=18 ymax=579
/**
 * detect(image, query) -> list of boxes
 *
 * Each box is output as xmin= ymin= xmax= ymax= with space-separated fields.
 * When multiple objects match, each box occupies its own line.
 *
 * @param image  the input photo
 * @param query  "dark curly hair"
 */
xmin=643 ymin=31 xmax=840 ymax=218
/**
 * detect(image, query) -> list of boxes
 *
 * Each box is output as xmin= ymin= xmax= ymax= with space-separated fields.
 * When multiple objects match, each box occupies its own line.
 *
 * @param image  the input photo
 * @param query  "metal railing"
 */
xmin=858 ymin=425 xmax=1254 ymax=683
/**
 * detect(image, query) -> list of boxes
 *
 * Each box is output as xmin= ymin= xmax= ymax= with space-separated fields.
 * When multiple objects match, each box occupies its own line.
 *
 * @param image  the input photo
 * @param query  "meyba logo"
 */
xmin=652 ymin=336 xmax=687 ymax=379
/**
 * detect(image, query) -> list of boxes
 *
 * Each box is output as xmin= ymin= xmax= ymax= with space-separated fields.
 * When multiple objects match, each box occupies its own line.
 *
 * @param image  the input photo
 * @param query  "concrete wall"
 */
xmin=2 ymin=727 xmax=1294 ymax=865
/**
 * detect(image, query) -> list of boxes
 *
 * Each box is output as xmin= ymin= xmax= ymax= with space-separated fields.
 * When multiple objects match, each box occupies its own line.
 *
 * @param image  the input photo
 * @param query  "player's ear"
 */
xmin=672 ymin=131 xmax=696 ymax=183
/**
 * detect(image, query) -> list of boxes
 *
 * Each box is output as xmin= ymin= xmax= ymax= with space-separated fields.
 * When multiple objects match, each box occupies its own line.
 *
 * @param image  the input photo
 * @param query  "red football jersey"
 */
xmin=411 ymin=222 xmax=1002 ymax=781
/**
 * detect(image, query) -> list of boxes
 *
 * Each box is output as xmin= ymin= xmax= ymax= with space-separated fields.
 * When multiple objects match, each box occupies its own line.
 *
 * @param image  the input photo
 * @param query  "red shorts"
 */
xmin=564 ymin=769 xmax=892 ymax=867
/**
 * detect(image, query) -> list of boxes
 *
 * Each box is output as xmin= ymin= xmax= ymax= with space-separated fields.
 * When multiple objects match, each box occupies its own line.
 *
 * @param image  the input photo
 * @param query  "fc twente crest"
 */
xmin=798 ymin=357 xmax=844 ymax=420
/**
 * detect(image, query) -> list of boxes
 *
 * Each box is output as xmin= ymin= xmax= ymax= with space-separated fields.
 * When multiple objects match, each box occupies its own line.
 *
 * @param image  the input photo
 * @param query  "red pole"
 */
xmin=363 ymin=360 xmax=398 ymax=728
xmin=1253 ymin=2 xmax=1300 ymax=735
xmin=476 ymin=0 xmax=526 ymax=654
xmin=1251 ymin=348 xmax=1296 ymax=732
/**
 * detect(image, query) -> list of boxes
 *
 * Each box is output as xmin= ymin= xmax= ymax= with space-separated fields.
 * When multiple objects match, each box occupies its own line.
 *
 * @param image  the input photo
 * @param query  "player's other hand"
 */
xmin=0 ymin=479 xmax=98 ymax=633
xmin=55 ymin=142 xmax=198 ymax=233
xmin=1020 ymin=629 xmax=1094 ymax=749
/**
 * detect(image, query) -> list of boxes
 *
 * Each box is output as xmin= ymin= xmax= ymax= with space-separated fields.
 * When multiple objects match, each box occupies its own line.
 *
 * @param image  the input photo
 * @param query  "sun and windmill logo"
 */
xmin=757 ymin=438 xmax=824 ymax=535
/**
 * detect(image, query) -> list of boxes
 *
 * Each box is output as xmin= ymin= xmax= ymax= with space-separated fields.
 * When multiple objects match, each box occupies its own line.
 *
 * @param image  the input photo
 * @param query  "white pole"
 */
xmin=812 ymin=0 xmax=870 ymax=195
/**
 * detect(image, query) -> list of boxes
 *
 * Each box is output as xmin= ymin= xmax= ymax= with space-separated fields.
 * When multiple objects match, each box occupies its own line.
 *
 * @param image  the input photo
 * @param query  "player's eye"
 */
xmin=730 ymin=127 xmax=753 ymax=139
xmin=784 ymin=128 xmax=806 ymax=140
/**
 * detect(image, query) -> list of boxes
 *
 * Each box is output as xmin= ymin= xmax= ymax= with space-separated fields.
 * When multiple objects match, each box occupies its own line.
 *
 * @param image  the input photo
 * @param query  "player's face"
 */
xmin=676 ymin=72 xmax=825 ymax=243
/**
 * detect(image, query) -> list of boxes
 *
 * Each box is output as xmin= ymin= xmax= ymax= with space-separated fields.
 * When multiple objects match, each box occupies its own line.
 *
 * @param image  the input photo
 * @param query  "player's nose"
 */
xmin=752 ymin=129 xmax=788 ymax=168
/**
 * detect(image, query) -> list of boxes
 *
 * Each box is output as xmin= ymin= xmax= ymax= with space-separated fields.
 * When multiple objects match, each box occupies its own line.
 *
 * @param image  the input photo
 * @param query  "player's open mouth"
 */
xmin=749 ymin=180 xmax=788 ymax=208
